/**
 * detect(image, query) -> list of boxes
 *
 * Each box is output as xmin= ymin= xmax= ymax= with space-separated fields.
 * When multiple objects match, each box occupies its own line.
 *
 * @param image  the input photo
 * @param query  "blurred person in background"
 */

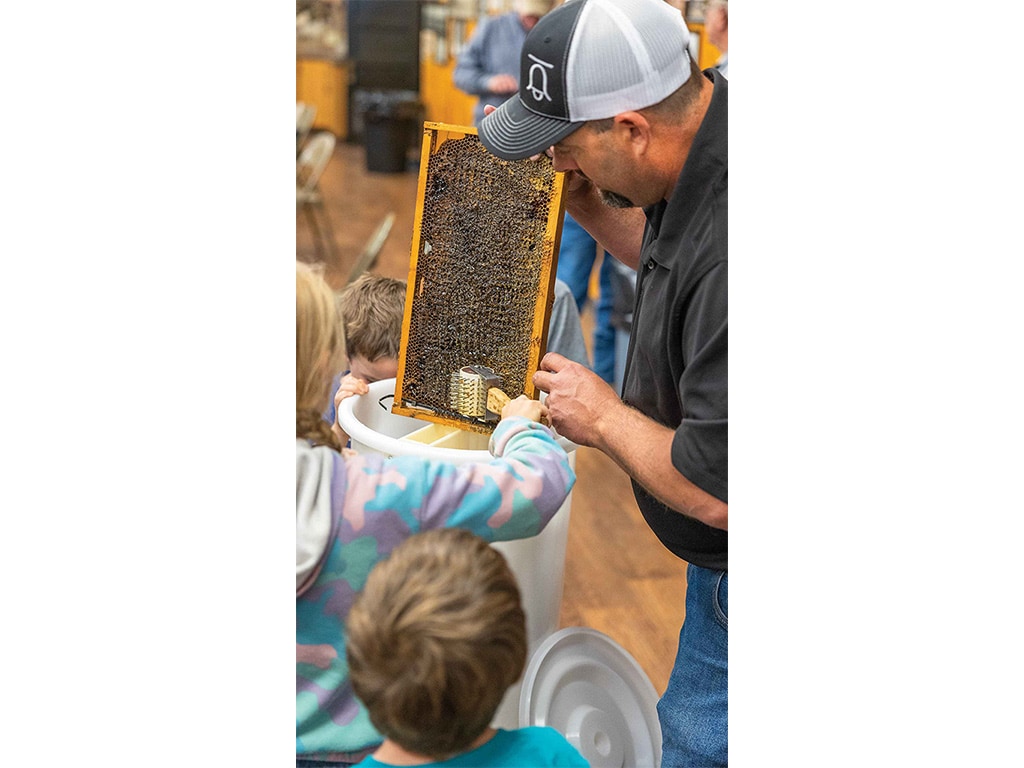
xmin=704 ymin=0 xmax=728 ymax=76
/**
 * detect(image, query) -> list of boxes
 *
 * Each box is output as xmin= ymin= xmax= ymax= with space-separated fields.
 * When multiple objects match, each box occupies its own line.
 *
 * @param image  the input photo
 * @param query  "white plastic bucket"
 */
xmin=338 ymin=378 xmax=575 ymax=729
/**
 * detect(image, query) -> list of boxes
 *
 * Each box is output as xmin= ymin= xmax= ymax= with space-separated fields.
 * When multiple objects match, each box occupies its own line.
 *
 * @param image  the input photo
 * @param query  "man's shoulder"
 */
xmin=480 ymin=12 xmax=519 ymax=31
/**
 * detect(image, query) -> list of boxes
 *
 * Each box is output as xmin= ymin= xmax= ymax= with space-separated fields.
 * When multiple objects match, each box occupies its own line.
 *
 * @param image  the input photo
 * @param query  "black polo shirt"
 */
xmin=621 ymin=69 xmax=728 ymax=571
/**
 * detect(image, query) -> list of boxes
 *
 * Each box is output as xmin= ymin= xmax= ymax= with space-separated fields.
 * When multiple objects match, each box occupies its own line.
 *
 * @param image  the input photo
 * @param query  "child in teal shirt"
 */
xmin=346 ymin=528 xmax=588 ymax=768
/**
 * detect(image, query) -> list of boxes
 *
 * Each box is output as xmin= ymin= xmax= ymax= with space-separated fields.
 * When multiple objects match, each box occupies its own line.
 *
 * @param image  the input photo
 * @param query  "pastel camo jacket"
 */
xmin=296 ymin=417 xmax=576 ymax=760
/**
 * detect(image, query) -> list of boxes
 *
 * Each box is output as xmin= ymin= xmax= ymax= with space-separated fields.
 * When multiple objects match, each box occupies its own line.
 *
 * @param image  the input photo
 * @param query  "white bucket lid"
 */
xmin=519 ymin=627 xmax=662 ymax=768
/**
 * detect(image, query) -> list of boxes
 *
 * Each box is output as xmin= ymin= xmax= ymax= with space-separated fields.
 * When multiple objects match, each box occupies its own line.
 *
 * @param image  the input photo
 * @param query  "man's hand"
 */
xmin=532 ymin=352 xmax=621 ymax=447
xmin=486 ymin=74 xmax=518 ymax=94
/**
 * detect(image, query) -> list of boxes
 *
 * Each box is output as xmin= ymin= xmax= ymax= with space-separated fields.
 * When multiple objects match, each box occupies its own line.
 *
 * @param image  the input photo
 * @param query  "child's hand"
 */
xmin=334 ymin=373 xmax=369 ymax=413
xmin=500 ymin=394 xmax=550 ymax=426
xmin=332 ymin=374 xmax=370 ymax=448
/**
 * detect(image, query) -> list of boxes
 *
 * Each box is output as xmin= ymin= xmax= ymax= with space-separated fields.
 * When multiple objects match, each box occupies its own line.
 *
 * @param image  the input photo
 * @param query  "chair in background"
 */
xmin=345 ymin=212 xmax=395 ymax=286
xmin=296 ymin=101 xmax=317 ymax=156
xmin=297 ymin=131 xmax=340 ymax=266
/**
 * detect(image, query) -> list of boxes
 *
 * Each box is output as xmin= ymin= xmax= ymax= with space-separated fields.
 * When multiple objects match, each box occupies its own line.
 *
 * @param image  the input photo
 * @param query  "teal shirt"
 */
xmin=356 ymin=727 xmax=589 ymax=767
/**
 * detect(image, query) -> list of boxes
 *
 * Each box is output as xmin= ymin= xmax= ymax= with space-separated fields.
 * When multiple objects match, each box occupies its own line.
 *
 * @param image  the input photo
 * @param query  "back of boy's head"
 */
xmin=296 ymin=261 xmax=346 ymax=447
xmin=346 ymin=528 xmax=527 ymax=759
xmin=339 ymin=274 xmax=406 ymax=362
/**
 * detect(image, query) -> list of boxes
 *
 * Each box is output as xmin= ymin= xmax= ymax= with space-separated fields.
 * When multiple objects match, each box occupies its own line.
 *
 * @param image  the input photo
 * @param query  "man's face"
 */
xmin=348 ymin=354 xmax=399 ymax=384
xmin=551 ymin=125 xmax=642 ymax=209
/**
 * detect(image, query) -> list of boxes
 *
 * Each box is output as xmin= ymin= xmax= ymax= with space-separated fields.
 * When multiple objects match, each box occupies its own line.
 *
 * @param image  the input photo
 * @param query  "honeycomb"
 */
xmin=392 ymin=123 xmax=566 ymax=433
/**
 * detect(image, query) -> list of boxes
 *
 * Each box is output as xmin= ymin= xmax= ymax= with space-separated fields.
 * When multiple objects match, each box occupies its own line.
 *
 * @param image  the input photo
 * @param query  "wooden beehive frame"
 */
xmin=392 ymin=122 xmax=567 ymax=433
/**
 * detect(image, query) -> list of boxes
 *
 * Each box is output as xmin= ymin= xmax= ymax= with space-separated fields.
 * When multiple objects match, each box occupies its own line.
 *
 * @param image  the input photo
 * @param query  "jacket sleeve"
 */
xmin=340 ymin=417 xmax=575 ymax=542
xmin=452 ymin=19 xmax=494 ymax=96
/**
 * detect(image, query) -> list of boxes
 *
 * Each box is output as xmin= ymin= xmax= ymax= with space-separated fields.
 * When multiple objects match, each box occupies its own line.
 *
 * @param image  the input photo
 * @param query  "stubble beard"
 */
xmin=599 ymin=188 xmax=636 ymax=209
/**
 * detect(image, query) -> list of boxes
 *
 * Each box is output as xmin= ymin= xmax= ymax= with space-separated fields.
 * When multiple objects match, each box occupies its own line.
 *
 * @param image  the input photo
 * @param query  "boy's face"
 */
xmin=348 ymin=354 xmax=399 ymax=384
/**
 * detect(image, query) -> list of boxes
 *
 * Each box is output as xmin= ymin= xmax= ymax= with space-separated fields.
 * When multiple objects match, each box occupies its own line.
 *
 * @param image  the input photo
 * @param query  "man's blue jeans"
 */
xmin=658 ymin=564 xmax=728 ymax=767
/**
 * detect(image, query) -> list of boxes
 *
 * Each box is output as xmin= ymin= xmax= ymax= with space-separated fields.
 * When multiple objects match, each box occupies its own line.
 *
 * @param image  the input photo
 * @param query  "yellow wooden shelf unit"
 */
xmin=687 ymin=22 xmax=723 ymax=71
xmin=296 ymin=58 xmax=351 ymax=140
xmin=420 ymin=14 xmax=479 ymax=127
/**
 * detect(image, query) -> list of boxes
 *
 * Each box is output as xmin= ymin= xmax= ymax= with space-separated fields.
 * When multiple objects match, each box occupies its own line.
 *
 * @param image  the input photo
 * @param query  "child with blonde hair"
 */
xmin=347 ymin=528 xmax=588 ymax=767
xmin=296 ymin=262 xmax=576 ymax=766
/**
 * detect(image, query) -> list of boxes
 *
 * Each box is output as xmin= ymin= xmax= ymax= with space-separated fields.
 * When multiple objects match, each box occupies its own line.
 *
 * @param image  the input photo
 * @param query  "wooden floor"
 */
xmin=298 ymin=139 xmax=689 ymax=695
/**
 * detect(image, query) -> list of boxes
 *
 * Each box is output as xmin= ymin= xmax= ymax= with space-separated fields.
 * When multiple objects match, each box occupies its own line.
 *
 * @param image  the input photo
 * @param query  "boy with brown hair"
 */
xmin=324 ymin=274 xmax=407 ymax=442
xmin=346 ymin=528 xmax=588 ymax=768
xmin=338 ymin=273 xmax=406 ymax=385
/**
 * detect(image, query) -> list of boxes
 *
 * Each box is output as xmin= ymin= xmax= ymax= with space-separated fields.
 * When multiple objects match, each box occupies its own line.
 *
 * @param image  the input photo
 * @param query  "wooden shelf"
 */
xmin=296 ymin=58 xmax=351 ymax=140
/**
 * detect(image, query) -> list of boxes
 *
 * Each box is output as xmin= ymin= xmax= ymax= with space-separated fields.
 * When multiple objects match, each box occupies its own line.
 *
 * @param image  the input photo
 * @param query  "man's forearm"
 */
xmin=594 ymin=402 xmax=728 ymax=530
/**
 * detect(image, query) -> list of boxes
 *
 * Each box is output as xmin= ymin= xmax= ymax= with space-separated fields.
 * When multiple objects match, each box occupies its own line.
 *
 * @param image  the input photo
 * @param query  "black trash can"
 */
xmin=359 ymin=90 xmax=422 ymax=173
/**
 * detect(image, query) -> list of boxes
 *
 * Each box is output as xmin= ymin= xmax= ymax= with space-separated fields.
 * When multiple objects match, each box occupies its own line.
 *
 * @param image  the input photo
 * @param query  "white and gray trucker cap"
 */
xmin=479 ymin=0 xmax=692 ymax=160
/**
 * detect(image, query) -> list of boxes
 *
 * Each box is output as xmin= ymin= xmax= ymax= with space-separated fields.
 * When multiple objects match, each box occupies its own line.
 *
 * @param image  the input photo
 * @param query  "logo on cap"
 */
xmin=525 ymin=54 xmax=554 ymax=104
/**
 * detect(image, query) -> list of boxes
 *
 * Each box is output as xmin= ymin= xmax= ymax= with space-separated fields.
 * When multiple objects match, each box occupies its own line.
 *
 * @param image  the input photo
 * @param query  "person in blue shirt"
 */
xmin=452 ymin=0 xmax=553 ymax=129
xmin=346 ymin=528 xmax=588 ymax=768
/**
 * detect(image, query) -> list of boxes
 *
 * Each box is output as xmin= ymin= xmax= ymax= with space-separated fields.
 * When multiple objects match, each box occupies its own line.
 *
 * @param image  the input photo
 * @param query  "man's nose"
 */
xmin=550 ymin=148 xmax=576 ymax=172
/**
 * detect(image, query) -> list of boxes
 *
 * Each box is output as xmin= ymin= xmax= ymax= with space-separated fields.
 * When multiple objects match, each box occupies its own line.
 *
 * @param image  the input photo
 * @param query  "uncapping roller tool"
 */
xmin=449 ymin=365 xmax=511 ymax=422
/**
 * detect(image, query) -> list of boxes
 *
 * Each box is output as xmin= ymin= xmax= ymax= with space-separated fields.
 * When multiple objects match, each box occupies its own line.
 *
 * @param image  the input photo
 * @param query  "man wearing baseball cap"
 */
xmin=479 ymin=0 xmax=728 ymax=765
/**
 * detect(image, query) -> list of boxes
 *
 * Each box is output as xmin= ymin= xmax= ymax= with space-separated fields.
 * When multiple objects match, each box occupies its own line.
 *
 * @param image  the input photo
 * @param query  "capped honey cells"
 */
xmin=392 ymin=123 xmax=567 ymax=433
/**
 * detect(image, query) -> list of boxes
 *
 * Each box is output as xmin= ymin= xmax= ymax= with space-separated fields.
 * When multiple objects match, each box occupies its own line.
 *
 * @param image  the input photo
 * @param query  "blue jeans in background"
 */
xmin=557 ymin=214 xmax=616 ymax=382
xmin=592 ymin=256 xmax=616 ymax=383
xmin=658 ymin=564 xmax=728 ymax=767
xmin=556 ymin=214 xmax=598 ymax=310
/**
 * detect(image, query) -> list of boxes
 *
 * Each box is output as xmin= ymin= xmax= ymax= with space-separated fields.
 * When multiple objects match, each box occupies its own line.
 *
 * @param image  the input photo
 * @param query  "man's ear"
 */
xmin=614 ymin=111 xmax=651 ymax=157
